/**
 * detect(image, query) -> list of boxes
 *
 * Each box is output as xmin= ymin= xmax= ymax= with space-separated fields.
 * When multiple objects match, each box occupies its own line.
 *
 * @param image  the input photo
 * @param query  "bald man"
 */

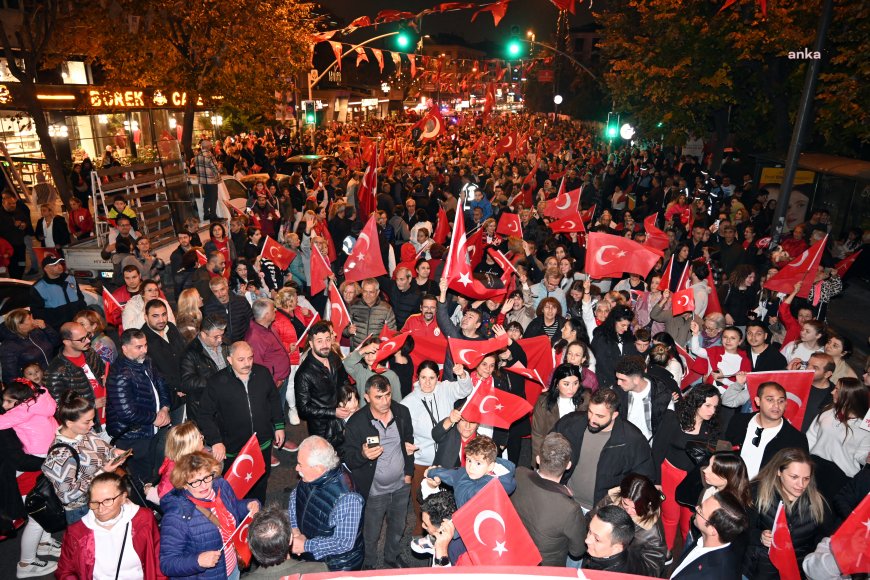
xmin=197 ymin=341 xmax=285 ymax=502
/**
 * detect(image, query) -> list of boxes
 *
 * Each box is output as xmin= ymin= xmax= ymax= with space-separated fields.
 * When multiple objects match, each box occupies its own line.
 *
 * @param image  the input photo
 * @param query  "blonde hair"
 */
xmin=754 ymin=448 xmax=827 ymax=524
xmin=275 ymin=287 xmax=297 ymax=310
xmin=177 ymin=289 xmax=203 ymax=321
xmin=4 ymin=308 xmax=32 ymax=335
xmin=165 ymin=422 xmax=204 ymax=462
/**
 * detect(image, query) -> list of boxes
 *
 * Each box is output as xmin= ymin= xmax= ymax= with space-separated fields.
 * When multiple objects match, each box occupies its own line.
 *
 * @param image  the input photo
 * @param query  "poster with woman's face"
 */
xmin=760 ymin=168 xmax=816 ymax=232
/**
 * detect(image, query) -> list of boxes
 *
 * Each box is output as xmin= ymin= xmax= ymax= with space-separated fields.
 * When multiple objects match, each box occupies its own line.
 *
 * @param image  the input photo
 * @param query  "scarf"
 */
xmin=701 ymin=331 xmax=722 ymax=349
xmin=188 ymin=487 xmax=237 ymax=573
xmin=470 ymin=372 xmax=494 ymax=394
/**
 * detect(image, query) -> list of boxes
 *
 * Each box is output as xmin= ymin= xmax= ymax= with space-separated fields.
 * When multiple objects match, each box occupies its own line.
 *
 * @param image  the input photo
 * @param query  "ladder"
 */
xmin=0 ymin=142 xmax=31 ymax=200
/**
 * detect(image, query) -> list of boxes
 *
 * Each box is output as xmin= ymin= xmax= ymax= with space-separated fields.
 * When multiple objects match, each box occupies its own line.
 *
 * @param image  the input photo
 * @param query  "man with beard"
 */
xmin=190 ymin=250 xmax=227 ymax=303
xmin=552 ymin=388 xmax=654 ymax=511
xmin=203 ymin=276 xmax=252 ymax=344
xmin=402 ymin=294 xmax=447 ymax=367
xmin=295 ymin=321 xmax=351 ymax=448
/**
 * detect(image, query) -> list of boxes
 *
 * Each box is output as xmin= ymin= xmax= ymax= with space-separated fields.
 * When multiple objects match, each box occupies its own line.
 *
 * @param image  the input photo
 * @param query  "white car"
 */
xmin=0 ymin=277 xmax=102 ymax=323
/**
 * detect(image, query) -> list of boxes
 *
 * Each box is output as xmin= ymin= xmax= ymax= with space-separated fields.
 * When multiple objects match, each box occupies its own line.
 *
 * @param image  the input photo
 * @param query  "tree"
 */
xmin=0 ymin=0 xmax=76 ymax=206
xmin=82 ymin=0 xmax=314 ymax=159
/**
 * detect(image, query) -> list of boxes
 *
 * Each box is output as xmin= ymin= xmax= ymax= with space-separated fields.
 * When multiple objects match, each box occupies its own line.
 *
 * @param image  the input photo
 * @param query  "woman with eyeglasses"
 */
xmin=56 ymin=472 xmax=163 ymax=579
xmin=160 ymin=451 xmax=259 ymax=580
xmin=743 ymin=448 xmax=833 ymax=580
xmin=42 ymin=391 xmax=128 ymax=525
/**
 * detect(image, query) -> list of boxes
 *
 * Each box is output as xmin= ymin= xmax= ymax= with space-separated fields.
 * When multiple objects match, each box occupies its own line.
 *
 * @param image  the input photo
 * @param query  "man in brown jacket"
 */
xmin=511 ymin=432 xmax=587 ymax=566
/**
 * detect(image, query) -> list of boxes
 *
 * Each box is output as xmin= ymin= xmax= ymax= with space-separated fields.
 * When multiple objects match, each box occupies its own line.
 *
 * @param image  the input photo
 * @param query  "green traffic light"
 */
xmin=306 ymin=114 xmax=315 ymax=123
xmin=606 ymin=126 xmax=618 ymax=139
xmin=397 ymin=33 xmax=410 ymax=49
xmin=507 ymin=40 xmax=522 ymax=58
xmin=656 ymin=122 xmax=664 ymax=128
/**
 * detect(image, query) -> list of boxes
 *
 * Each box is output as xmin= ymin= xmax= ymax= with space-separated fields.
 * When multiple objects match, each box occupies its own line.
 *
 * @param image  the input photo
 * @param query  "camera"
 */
xmin=366 ymin=436 xmax=380 ymax=448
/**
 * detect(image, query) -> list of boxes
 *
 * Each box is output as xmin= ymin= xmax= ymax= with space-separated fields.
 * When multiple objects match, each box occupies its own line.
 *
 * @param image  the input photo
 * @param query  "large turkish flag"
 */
xmin=585 ymin=232 xmax=662 ymax=279
xmin=224 ymin=434 xmax=265 ymax=499
xmin=763 ymin=235 xmax=827 ymax=298
xmin=451 ymin=478 xmax=541 ymax=566
xmin=830 ymin=492 xmax=870 ymax=574
xmin=745 ymin=370 xmax=814 ymax=428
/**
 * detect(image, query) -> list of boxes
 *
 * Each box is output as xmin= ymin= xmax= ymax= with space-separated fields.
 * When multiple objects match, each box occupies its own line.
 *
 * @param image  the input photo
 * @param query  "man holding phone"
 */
xmin=341 ymin=375 xmax=415 ymax=569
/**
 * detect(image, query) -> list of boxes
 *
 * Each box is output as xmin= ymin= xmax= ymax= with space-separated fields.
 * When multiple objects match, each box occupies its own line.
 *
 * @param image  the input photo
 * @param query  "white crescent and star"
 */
xmin=473 ymin=510 xmax=508 ymax=556
xmin=556 ymin=192 xmax=572 ymax=210
xmin=595 ymin=244 xmax=619 ymax=266
xmin=458 ymin=348 xmax=477 ymax=365
xmin=231 ymin=454 xmax=254 ymax=481
xmin=786 ymin=392 xmax=804 ymax=409
xmin=677 ymin=295 xmax=690 ymax=307
xmin=559 ymin=220 xmax=576 ymax=230
xmin=421 ymin=117 xmax=441 ymax=140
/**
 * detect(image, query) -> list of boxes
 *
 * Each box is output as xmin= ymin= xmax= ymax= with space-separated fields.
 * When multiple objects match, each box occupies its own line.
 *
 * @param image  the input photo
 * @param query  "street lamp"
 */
xmin=553 ymin=95 xmax=563 ymax=105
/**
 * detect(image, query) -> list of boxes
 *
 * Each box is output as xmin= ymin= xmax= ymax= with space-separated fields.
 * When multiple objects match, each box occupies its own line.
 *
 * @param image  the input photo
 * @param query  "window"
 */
xmin=61 ymin=61 xmax=88 ymax=85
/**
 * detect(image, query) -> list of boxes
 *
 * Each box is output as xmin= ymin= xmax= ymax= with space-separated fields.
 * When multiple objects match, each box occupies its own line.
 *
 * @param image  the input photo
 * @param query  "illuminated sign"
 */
xmin=152 ymin=90 xmax=167 ymax=106
xmin=0 ymin=84 xmax=10 ymax=105
xmin=88 ymin=90 xmax=145 ymax=108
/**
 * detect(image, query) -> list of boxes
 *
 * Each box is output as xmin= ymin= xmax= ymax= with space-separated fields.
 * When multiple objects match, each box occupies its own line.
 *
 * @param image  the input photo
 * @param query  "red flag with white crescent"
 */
xmin=343 ymin=214 xmax=387 ymax=282
xmin=579 ymin=204 xmax=596 ymax=224
xmin=451 ymin=479 xmax=541 ymax=566
xmin=585 ymin=232 xmax=663 ymax=279
xmin=373 ymin=331 xmax=410 ymax=366
xmin=745 ymin=370 xmax=814 ymax=429
xmin=504 ymin=361 xmax=546 ymax=406
xmin=496 ymin=212 xmax=522 ymax=237
xmin=643 ymin=213 xmax=670 ymax=252
xmin=763 ymin=235 xmax=828 ymax=298
xmin=548 ymin=215 xmax=585 ymax=234
xmin=449 ymin=334 xmax=509 ymax=370
xmin=102 ymin=287 xmax=123 ymax=328
xmin=830 ymin=492 xmax=870 ymax=574
xmin=834 ymin=249 xmax=862 ymax=278
xmin=229 ymin=511 xmax=254 ymax=567
xmin=671 ymin=287 xmax=695 ymax=316
xmin=259 ymin=236 xmax=295 ymax=271
xmin=327 ymin=282 xmax=351 ymax=339
xmin=460 ymin=381 xmax=533 ymax=430
xmin=674 ymin=343 xmax=705 ymax=391
xmin=705 ymin=264 xmax=723 ymax=316
xmin=769 ymin=501 xmax=802 ymax=580
xmin=543 ymin=186 xmax=581 ymax=220
xmin=412 ymin=106 xmax=446 ymax=143
xmin=495 ymin=132 xmax=518 ymax=155
xmin=309 ymin=243 xmax=331 ymax=296
xmin=224 ymin=434 xmax=266 ymax=499
xmin=516 ymin=336 xmax=556 ymax=387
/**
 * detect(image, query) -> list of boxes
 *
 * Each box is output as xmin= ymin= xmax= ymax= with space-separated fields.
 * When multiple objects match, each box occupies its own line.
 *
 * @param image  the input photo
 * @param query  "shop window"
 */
xmin=61 ymin=61 xmax=88 ymax=85
xmin=0 ymin=58 xmax=24 ymax=82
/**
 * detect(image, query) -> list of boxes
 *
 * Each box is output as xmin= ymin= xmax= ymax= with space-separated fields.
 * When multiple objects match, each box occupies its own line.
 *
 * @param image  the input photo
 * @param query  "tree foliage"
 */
xmin=78 ymin=0 xmax=315 ymax=155
xmin=594 ymin=0 xmax=865 ymax=160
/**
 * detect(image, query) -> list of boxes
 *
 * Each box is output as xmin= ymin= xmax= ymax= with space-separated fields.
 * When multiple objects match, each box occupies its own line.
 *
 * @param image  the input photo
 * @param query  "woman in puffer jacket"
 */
xmin=595 ymin=473 xmax=669 ymax=578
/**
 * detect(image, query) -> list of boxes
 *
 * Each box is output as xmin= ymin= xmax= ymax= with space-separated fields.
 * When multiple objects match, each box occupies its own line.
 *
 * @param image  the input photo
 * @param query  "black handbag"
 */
xmin=25 ymin=443 xmax=80 ymax=533
xmin=685 ymin=439 xmax=716 ymax=466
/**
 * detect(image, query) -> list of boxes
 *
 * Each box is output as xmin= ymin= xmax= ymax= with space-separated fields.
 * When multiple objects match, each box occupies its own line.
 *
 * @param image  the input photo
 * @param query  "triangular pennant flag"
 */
xmin=355 ymin=46 xmax=369 ymax=67
xmin=328 ymin=41 xmax=343 ymax=71
xmin=371 ymin=48 xmax=384 ymax=73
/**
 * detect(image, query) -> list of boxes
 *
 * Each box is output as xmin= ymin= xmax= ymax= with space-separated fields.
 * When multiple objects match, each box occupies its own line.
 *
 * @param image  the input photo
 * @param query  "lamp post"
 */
xmin=553 ymin=94 xmax=562 ymax=125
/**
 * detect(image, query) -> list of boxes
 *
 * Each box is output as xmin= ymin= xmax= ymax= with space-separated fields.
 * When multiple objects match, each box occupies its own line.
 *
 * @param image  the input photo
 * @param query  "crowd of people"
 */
xmin=0 ymin=109 xmax=867 ymax=580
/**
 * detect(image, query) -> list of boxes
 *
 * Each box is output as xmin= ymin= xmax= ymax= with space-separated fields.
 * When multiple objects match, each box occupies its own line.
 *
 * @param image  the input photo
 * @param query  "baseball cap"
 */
xmin=41 ymin=255 xmax=65 ymax=268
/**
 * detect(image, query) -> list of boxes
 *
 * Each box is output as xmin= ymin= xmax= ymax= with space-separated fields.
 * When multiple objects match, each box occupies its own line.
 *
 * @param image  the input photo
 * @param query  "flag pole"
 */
xmin=221 ymin=510 xmax=252 ymax=552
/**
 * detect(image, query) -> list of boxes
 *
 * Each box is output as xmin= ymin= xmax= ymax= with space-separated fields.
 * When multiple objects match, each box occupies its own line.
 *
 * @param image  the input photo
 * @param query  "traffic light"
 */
xmin=302 ymin=100 xmax=316 ymax=124
xmin=395 ymin=26 xmax=418 ymax=51
xmin=507 ymin=37 xmax=524 ymax=59
xmin=605 ymin=112 xmax=620 ymax=140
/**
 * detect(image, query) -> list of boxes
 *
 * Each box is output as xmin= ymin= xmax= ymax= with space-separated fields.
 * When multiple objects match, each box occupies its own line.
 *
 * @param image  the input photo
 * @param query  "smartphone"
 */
xmin=366 ymin=436 xmax=380 ymax=448
xmin=114 ymin=448 xmax=134 ymax=462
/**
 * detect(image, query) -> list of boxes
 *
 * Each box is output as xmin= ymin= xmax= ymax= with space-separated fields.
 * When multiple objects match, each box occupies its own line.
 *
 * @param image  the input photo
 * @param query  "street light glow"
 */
xmin=553 ymin=95 xmax=563 ymax=105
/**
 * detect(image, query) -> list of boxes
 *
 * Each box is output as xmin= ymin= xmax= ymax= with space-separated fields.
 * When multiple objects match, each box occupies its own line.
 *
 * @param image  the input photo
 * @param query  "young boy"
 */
xmin=424 ymin=435 xmax=516 ymax=508
xmin=107 ymin=195 xmax=138 ymax=230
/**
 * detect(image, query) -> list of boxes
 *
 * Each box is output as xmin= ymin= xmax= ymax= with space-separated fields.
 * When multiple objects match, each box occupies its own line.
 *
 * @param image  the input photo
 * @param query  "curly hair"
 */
xmin=675 ymin=384 xmax=720 ymax=437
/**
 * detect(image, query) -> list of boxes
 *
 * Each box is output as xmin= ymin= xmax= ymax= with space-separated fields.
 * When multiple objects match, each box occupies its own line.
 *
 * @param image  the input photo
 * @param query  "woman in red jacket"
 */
xmin=56 ymin=472 xmax=164 ymax=580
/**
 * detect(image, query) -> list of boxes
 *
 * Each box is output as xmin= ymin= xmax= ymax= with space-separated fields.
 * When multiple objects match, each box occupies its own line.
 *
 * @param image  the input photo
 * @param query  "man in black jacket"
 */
xmin=105 ymin=329 xmax=171 ymax=483
xmin=613 ymin=355 xmax=674 ymax=444
xmin=294 ymin=321 xmax=350 ymax=448
xmin=341 ymin=375 xmax=414 ymax=569
xmin=744 ymin=321 xmax=787 ymax=372
xmin=202 ymin=276 xmax=252 ymax=344
xmin=44 ymin=322 xmax=107 ymax=431
xmin=141 ymin=299 xmax=187 ymax=424
xmin=179 ymin=314 xmax=229 ymax=423
xmin=197 ymin=341 xmax=284 ymax=502
xmin=435 ymin=277 xmax=484 ymax=381
xmin=724 ymin=381 xmax=808 ymax=478
xmin=553 ymin=388 xmax=655 ymax=510
xmin=384 ymin=267 xmax=421 ymax=329
xmin=670 ymin=491 xmax=747 ymax=580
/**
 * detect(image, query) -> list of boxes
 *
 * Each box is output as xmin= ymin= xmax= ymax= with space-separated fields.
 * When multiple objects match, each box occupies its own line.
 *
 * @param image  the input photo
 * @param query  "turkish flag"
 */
xmin=433 ymin=206 xmax=449 ymax=244
xmin=504 ymin=361 xmax=546 ymax=406
xmin=224 ymin=434 xmax=266 ymax=499
xmin=745 ymin=370 xmax=814 ymax=428
xmin=449 ymin=334 xmax=509 ymax=369
xmin=327 ymin=282 xmax=351 ymax=339
xmin=830 ymin=492 xmax=870 ymax=574
xmin=222 ymin=200 xmax=245 ymax=219
xmin=373 ymin=331 xmax=409 ymax=366
xmin=659 ymin=255 xmax=676 ymax=290
xmin=675 ymin=343 xmax=706 ymax=391
xmin=548 ymin=214 xmax=586 ymax=234
xmin=328 ymin=41 xmax=343 ymax=71
xmin=483 ymin=82 xmax=496 ymax=121
xmin=195 ymin=249 xmax=208 ymax=266
xmin=643 ymin=213 xmax=671 ymax=252
xmin=466 ymin=228 xmax=485 ymax=269
xmin=579 ymin=204 xmax=596 ymax=224
xmin=585 ymin=232 xmax=663 ymax=279
xmin=343 ymin=214 xmax=387 ymax=282
xmin=544 ymin=186 xmax=582 ymax=220
xmin=705 ymin=265 xmax=723 ymax=316
xmin=511 ymin=162 xmax=538 ymax=209
xmin=516 ymin=336 xmax=557 ymax=388
xmin=461 ymin=382 xmax=533 ymax=429
xmin=313 ymin=216 xmax=337 ymax=262
xmin=293 ymin=312 xmax=321 ymax=350
xmin=763 ymin=235 xmax=828 ymax=298
xmin=444 ymin=200 xmax=509 ymax=300
xmin=259 ymin=236 xmax=295 ymax=271
xmin=672 ymin=288 xmax=695 ymax=315
xmin=230 ymin=511 xmax=254 ymax=567
xmin=102 ymin=288 xmax=123 ymax=328
xmin=309 ymin=243 xmax=331 ymax=295
xmin=357 ymin=144 xmax=378 ymax=219
xmin=409 ymin=332 xmax=448 ymax=365
xmin=496 ymin=212 xmax=522 ymax=237
xmin=495 ymin=132 xmax=518 ymax=155
xmin=452 ymin=479 xmax=542 ymax=566
xmin=834 ymin=249 xmax=862 ymax=279
xmin=769 ymin=501 xmax=802 ymax=580
xmin=412 ymin=106 xmax=446 ymax=142
xmin=379 ymin=322 xmax=397 ymax=341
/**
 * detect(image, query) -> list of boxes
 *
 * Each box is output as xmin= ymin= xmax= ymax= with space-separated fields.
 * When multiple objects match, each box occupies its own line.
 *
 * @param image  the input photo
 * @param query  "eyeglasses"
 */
xmin=695 ymin=505 xmax=711 ymax=526
xmin=70 ymin=333 xmax=93 ymax=343
xmin=186 ymin=473 xmax=216 ymax=489
xmin=751 ymin=426 xmax=763 ymax=447
xmin=88 ymin=492 xmax=123 ymax=509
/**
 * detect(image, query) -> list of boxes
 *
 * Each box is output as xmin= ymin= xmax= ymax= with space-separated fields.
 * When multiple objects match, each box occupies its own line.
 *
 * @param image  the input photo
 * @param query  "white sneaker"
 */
xmin=288 ymin=407 xmax=301 ymax=426
xmin=17 ymin=559 xmax=58 ymax=578
xmin=410 ymin=534 xmax=436 ymax=555
xmin=37 ymin=538 xmax=62 ymax=558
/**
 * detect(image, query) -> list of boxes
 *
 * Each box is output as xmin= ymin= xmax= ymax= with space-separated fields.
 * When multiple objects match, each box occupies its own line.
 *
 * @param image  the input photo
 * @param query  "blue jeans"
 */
xmin=65 ymin=504 xmax=90 ymax=525
xmin=226 ymin=565 xmax=240 ymax=580
xmin=363 ymin=484 xmax=410 ymax=567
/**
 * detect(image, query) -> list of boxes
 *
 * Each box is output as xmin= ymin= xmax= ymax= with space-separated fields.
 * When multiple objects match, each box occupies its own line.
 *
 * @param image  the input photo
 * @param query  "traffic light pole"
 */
xmin=520 ymin=39 xmax=598 ymax=81
xmin=308 ymin=31 xmax=402 ymax=150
